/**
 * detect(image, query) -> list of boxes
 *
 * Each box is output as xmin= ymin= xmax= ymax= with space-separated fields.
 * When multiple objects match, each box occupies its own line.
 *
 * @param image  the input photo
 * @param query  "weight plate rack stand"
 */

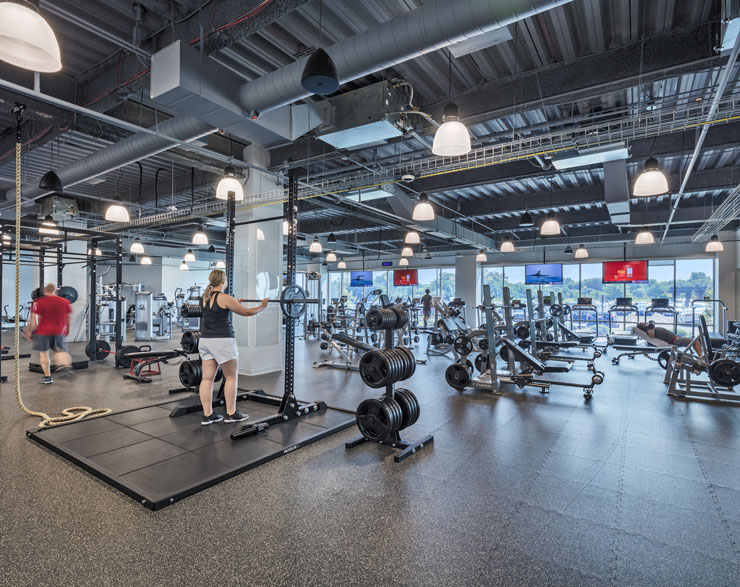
xmin=346 ymin=303 xmax=434 ymax=463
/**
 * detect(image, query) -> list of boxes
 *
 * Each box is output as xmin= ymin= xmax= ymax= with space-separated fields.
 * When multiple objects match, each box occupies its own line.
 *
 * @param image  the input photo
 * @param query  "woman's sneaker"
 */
xmin=201 ymin=412 xmax=224 ymax=425
xmin=40 ymin=376 xmax=53 ymax=384
xmin=224 ymin=411 xmax=249 ymax=423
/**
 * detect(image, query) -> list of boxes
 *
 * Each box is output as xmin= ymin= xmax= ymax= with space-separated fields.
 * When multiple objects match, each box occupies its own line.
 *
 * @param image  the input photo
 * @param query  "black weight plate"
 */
xmin=180 ymin=303 xmax=202 ymax=318
xmin=320 ymin=341 xmax=329 ymax=350
xmin=550 ymin=304 xmax=563 ymax=317
xmin=499 ymin=345 xmax=510 ymax=362
xmin=515 ymin=325 xmax=530 ymax=339
xmin=57 ymin=286 xmax=78 ymax=304
xmin=394 ymin=389 xmax=413 ymax=430
xmin=657 ymin=348 xmax=671 ymax=370
xmin=465 ymin=359 xmax=474 ymax=375
xmin=180 ymin=330 xmax=200 ymax=354
xmin=445 ymin=363 xmax=471 ymax=391
xmin=356 ymin=398 xmax=394 ymax=442
xmin=115 ymin=344 xmax=139 ymax=369
xmin=399 ymin=346 xmax=417 ymax=380
xmin=709 ymin=359 xmax=740 ymax=387
xmin=399 ymin=388 xmax=420 ymax=427
xmin=85 ymin=339 xmax=111 ymax=361
xmin=478 ymin=337 xmax=488 ymax=351
xmin=280 ymin=284 xmax=307 ymax=319
xmin=474 ymin=353 xmax=489 ymax=373
xmin=453 ymin=335 xmax=474 ymax=356
xmin=359 ymin=351 xmax=390 ymax=388
xmin=179 ymin=360 xmax=200 ymax=387
xmin=381 ymin=396 xmax=403 ymax=434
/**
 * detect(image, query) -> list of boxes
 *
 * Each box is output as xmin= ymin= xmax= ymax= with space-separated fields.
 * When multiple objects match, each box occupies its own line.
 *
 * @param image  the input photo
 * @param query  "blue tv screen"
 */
xmin=350 ymin=270 xmax=373 ymax=287
xmin=525 ymin=263 xmax=563 ymax=284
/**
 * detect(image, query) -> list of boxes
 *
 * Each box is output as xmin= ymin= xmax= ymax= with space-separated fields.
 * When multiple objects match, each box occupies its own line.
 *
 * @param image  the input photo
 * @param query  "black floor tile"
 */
xmin=61 ymin=426 xmax=152 ymax=458
xmin=87 ymin=438 xmax=188 ymax=475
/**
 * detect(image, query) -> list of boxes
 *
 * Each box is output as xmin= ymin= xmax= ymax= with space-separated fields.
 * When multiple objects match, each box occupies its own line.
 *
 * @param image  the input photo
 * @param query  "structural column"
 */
xmin=455 ymin=254 xmax=481 ymax=327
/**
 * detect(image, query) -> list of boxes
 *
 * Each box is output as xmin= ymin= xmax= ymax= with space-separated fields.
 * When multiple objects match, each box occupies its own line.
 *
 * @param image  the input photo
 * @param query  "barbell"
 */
xmin=180 ymin=284 xmax=319 ymax=319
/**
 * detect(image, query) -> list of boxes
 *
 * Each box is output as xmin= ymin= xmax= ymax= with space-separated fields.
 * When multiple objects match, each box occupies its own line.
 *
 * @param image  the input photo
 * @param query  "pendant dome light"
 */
xmin=215 ymin=166 xmax=244 ymax=201
xmin=574 ymin=244 xmax=589 ymax=259
xmin=2 ymin=232 xmax=10 ymax=242
xmin=337 ymin=258 xmax=347 ymax=269
xmin=192 ymin=225 xmax=209 ymax=245
xmin=500 ymin=237 xmax=515 ymax=253
xmin=399 ymin=257 xmax=409 ymax=266
xmin=215 ymin=260 xmax=226 ymax=269
xmin=705 ymin=235 xmax=724 ymax=253
xmin=635 ymin=228 xmax=655 ymax=245
xmin=301 ymin=2 xmax=338 ymax=95
xmin=130 ymin=238 xmax=144 ymax=254
xmin=401 ymin=246 xmax=413 ymax=257
xmin=0 ymin=2 xmax=62 ymax=72
xmin=327 ymin=232 xmax=337 ymax=244
xmin=475 ymin=250 xmax=487 ymax=262
xmin=256 ymin=228 xmax=265 ymax=241
xmin=39 ymin=170 xmax=63 ymax=192
xmin=207 ymin=245 xmax=216 ymax=253
xmin=424 ymin=251 xmax=432 ymax=260
xmin=432 ymin=51 xmax=471 ymax=156
xmin=564 ymin=245 xmax=573 ymax=255
xmin=140 ymin=256 xmax=152 ymax=265
xmin=412 ymin=192 xmax=435 ymax=222
xmin=184 ymin=249 xmax=196 ymax=262
xmin=309 ymin=237 xmax=323 ymax=253
xmin=282 ymin=220 xmax=290 ymax=236
xmin=540 ymin=214 xmax=561 ymax=236
xmin=39 ymin=214 xmax=58 ymax=235
xmin=633 ymin=157 xmax=668 ymax=197
xmin=404 ymin=230 xmax=420 ymax=245
xmin=180 ymin=260 xmax=189 ymax=271
xmin=519 ymin=211 xmax=534 ymax=227
xmin=105 ymin=197 xmax=130 ymax=222
xmin=326 ymin=251 xmax=337 ymax=262
xmin=87 ymin=248 xmax=102 ymax=256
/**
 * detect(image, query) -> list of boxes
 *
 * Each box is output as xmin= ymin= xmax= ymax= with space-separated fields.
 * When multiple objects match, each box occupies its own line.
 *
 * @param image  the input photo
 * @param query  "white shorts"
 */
xmin=198 ymin=337 xmax=238 ymax=365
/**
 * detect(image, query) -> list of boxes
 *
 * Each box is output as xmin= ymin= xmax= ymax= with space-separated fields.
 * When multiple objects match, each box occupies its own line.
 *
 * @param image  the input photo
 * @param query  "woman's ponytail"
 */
xmin=203 ymin=269 xmax=226 ymax=305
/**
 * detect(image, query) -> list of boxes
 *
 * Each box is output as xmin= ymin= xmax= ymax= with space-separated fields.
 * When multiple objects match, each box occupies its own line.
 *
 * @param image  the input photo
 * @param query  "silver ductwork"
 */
xmin=6 ymin=115 xmax=215 ymax=202
xmin=239 ymin=0 xmax=573 ymax=115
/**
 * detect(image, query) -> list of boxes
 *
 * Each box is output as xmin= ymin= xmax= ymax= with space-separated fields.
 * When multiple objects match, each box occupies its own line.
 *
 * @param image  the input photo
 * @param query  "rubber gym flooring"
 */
xmin=2 ymin=337 xmax=740 ymax=586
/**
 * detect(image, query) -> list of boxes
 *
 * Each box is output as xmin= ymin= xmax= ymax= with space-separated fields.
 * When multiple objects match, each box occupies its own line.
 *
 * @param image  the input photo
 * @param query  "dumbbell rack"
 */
xmin=346 ymin=313 xmax=434 ymax=463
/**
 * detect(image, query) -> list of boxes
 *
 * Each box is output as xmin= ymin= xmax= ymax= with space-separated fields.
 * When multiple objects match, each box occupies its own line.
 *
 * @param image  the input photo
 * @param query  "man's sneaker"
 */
xmin=54 ymin=366 xmax=75 ymax=378
xmin=201 ymin=412 xmax=224 ymax=425
xmin=40 ymin=376 xmax=53 ymax=384
xmin=224 ymin=411 xmax=249 ymax=423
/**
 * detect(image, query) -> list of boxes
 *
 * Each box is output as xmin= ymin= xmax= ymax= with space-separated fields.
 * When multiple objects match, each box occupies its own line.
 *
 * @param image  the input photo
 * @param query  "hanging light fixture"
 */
xmin=140 ymin=256 xmax=152 ymax=265
xmin=2 ymin=232 xmax=10 ymax=242
xmin=105 ymin=197 xmax=130 ymax=222
xmin=327 ymin=233 xmax=337 ymax=244
xmin=405 ymin=230 xmax=420 ymax=245
xmin=282 ymin=220 xmax=290 ymax=236
xmin=192 ymin=225 xmax=209 ymax=245
xmin=705 ymin=235 xmax=724 ymax=253
xmin=180 ymin=260 xmax=189 ymax=271
xmin=128 ymin=255 xmax=136 ymax=262
xmin=215 ymin=260 xmax=226 ymax=269
xmin=0 ymin=2 xmax=62 ymax=72
xmin=412 ymin=192 xmax=435 ymax=221
xmin=500 ymin=237 xmax=515 ymax=253
xmin=184 ymin=249 xmax=196 ymax=262
xmin=130 ymin=238 xmax=144 ymax=254
xmin=424 ymin=251 xmax=432 ymax=260
xmin=633 ymin=157 xmax=668 ymax=197
xmin=39 ymin=214 xmax=58 ymax=235
xmin=87 ymin=248 xmax=102 ymax=256
xmin=399 ymin=257 xmax=409 ymax=266
xmin=432 ymin=51 xmax=471 ymax=156
xmin=301 ymin=48 xmax=339 ymax=95
xmin=520 ymin=211 xmax=534 ymax=227
xmin=476 ymin=250 xmax=487 ymax=262
xmin=540 ymin=214 xmax=561 ymax=236
xmin=401 ymin=246 xmax=413 ymax=257
xmin=326 ymin=251 xmax=337 ymax=263
xmin=635 ymin=228 xmax=655 ymax=245
xmin=207 ymin=245 xmax=216 ymax=253
xmin=256 ymin=228 xmax=265 ymax=241
xmin=38 ymin=170 xmax=63 ymax=192
xmin=215 ymin=166 xmax=244 ymax=201
xmin=337 ymin=258 xmax=347 ymax=269
xmin=574 ymin=244 xmax=589 ymax=259
xmin=309 ymin=237 xmax=323 ymax=253
xmin=564 ymin=245 xmax=573 ymax=255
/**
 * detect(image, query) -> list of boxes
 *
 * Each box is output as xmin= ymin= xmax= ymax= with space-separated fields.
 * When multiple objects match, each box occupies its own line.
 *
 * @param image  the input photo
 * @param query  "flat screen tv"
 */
xmin=393 ymin=269 xmax=418 ymax=286
xmin=525 ymin=263 xmax=563 ymax=284
xmin=349 ymin=270 xmax=373 ymax=287
xmin=602 ymin=260 xmax=648 ymax=283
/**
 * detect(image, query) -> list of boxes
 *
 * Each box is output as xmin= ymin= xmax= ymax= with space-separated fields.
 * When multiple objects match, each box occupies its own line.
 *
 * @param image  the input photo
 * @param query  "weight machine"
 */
xmin=691 ymin=298 xmax=727 ymax=339
xmin=135 ymin=291 xmax=174 ymax=341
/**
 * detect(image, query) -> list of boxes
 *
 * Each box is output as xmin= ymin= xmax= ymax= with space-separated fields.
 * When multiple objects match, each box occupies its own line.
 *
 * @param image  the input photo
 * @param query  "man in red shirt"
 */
xmin=24 ymin=283 xmax=73 ymax=384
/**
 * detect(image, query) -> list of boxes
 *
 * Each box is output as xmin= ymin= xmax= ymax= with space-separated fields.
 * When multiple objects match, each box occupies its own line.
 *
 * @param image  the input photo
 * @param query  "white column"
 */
xmin=59 ymin=220 xmax=91 ymax=342
xmin=233 ymin=144 xmax=283 ymax=375
xmin=455 ymin=254 xmax=481 ymax=327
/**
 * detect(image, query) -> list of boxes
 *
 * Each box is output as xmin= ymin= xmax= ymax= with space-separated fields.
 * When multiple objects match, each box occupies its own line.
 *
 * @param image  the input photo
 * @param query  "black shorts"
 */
xmin=32 ymin=335 xmax=67 ymax=352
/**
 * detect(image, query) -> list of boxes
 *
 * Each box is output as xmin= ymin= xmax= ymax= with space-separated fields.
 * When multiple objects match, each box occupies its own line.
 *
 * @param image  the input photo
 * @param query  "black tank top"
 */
xmin=200 ymin=292 xmax=234 ymax=338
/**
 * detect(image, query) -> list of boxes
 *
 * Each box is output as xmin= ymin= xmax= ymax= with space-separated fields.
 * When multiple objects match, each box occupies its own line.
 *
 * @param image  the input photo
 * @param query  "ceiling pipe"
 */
xmin=239 ymin=0 xmax=574 ymax=116
xmin=660 ymin=30 xmax=740 ymax=244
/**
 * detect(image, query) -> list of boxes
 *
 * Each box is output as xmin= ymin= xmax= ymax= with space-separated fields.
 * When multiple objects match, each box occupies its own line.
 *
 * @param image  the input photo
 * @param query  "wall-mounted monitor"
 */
xmin=393 ymin=269 xmax=418 ymax=286
xmin=602 ymin=260 xmax=648 ymax=283
xmin=525 ymin=263 xmax=563 ymax=284
xmin=349 ymin=270 xmax=373 ymax=287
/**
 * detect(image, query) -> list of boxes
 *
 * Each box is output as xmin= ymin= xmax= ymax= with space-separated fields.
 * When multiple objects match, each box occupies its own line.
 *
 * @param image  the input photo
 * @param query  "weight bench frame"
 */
xmin=122 ymin=349 xmax=187 ymax=384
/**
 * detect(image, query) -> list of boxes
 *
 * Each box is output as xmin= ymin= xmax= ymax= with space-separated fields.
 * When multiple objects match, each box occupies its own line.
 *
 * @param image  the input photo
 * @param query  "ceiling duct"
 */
xmin=603 ymin=159 xmax=631 ymax=225
xmin=239 ymin=0 xmax=574 ymax=116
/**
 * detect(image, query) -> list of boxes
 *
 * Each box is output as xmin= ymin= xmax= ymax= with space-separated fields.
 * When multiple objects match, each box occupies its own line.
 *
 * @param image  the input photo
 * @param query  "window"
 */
xmin=440 ymin=268 xmax=455 ymax=302
xmin=541 ymin=264 xmax=580 ymax=304
xmin=328 ymin=272 xmax=341 ymax=303
xmin=676 ymin=258 xmax=715 ymax=336
xmin=372 ymin=271 xmax=388 ymax=294
xmin=416 ymin=268 xmax=439 ymax=301
xmin=482 ymin=266 xmax=503 ymax=302
xmin=632 ymin=260 xmax=675 ymax=330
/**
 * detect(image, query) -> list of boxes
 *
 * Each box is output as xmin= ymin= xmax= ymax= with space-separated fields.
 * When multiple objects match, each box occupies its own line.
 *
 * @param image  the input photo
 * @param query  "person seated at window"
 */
xmin=636 ymin=322 xmax=702 ymax=356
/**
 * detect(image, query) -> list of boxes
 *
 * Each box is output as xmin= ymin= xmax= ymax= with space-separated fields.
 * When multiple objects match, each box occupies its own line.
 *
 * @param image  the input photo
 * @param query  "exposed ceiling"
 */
xmin=0 ymin=0 xmax=737 ymax=261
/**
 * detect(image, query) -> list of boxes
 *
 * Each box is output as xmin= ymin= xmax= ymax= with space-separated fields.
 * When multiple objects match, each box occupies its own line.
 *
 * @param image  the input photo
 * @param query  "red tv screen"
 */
xmin=393 ymin=269 xmax=418 ymax=286
xmin=603 ymin=260 xmax=648 ymax=283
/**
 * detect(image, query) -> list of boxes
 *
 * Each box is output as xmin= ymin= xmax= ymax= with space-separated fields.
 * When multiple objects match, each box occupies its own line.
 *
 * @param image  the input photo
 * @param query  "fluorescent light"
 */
xmin=412 ymin=192 xmax=435 ymax=222
xmin=552 ymin=143 xmax=629 ymax=170
xmin=540 ymin=214 xmax=561 ymax=236
xmin=130 ymin=238 xmax=144 ymax=254
xmin=326 ymin=251 xmax=337 ymax=262
xmin=282 ymin=220 xmax=290 ymax=236
xmin=500 ymin=239 xmax=515 ymax=253
xmin=635 ymin=228 xmax=655 ymax=245
xmin=405 ymin=230 xmax=420 ymax=245
xmin=105 ymin=201 xmax=130 ymax=222
xmin=215 ymin=260 xmax=226 ymax=269
xmin=309 ymin=237 xmax=323 ymax=253
xmin=432 ymin=102 xmax=471 ymax=156
xmin=399 ymin=257 xmax=409 ymax=266
xmin=337 ymin=258 xmax=347 ymax=269
xmin=705 ymin=235 xmax=724 ymax=252
xmin=184 ymin=249 xmax=196 ymax=262
xmin=574 ymin=244 xmax=589 ymax=259
xmin=257 ymin=228 xmax=265 ymax=241
xmin=476 ymin=250 xmax=487 ymax=262
xmin=633 ymin=157 xmax=668 ymax=197
xmin=140 ymin=256 xmax=152 ymax=265
xmin=193 ymin=226 xmax=209 ymax=245
xmin=401 ymin=246 xmax=413 ymax=257
xmin=0 ymin=2 xmax=61 ymax=72
xmin=180 ymin=261 xmax=189 ymax=271
xmin=215 ymin=166 xmax=244 ymax=201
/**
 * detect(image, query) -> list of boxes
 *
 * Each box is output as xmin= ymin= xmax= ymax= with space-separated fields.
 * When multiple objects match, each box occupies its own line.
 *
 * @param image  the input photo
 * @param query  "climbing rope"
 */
xmin=13 ymin=108 xmax=110 ymax=427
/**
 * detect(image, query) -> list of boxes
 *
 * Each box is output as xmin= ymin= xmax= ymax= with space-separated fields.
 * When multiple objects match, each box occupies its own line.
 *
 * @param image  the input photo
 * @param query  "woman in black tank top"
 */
xmin=197 ymin=270 xmax=268 ymax=426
